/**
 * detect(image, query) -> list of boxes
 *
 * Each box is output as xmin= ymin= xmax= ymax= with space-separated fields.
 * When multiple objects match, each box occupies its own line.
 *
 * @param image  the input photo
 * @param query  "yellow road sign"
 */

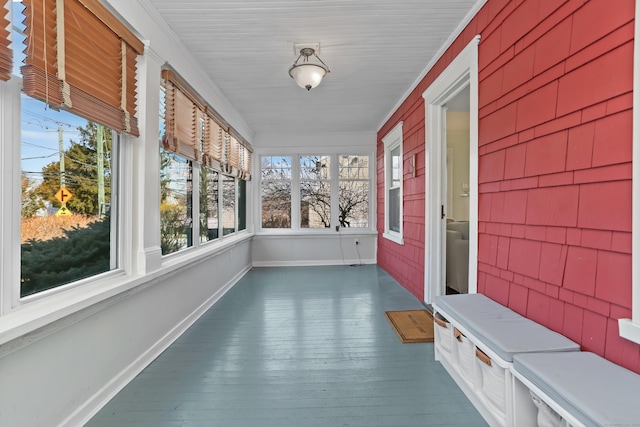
xmin=55 ymin=188 xmax=73 ymax=204
xmin=55 ymin=205 xmax=72 ymax=217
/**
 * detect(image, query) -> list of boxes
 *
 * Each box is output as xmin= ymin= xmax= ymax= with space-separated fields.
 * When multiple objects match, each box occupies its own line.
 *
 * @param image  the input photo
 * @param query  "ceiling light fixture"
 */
xmin=289 ymin=46 xmax=330 ymax=91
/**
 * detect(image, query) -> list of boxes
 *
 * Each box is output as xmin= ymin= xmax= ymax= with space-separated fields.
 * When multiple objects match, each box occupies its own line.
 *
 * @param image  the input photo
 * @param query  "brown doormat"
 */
xmin=384 ymin=309 xmax=434 ymax=343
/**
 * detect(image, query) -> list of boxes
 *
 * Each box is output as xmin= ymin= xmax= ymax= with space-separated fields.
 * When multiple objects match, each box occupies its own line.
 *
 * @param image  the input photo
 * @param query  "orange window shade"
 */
xmin=228 ymin=135 xmax=240 ymax=171
xmin=162 ymin=68 xmax=252 ymax=180
xmin=203 ymin=115 xmax=224 ymax=169
xmin=21 ymin=0 xmax=143 ymax=136
xmin=239 ymin=145 xmax=252 ymax=180
xmin=0 ymin=1 xmax=11 ymax=81
xmin=161 ymin=72 xmax=205 ymax=162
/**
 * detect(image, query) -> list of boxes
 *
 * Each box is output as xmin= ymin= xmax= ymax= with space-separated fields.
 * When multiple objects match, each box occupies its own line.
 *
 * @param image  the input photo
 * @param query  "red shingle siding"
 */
xmin=377 ymin=0 xmax=638 ymax=373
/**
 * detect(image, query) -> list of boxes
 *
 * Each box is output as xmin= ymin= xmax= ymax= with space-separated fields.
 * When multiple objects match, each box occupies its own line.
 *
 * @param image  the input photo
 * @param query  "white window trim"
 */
xmin=382 ymin=122 xmax=404 ymax=244
xmin=619 ymin=0 xmax=640 ymax=344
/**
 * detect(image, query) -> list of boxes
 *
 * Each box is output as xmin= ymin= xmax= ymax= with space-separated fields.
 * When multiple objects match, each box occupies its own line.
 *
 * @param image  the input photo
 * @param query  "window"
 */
xmin=21 ymin=98 xmax=120 ymax=296
xmin=261 ymin=156 xmax=292 ymax=228
xmin=383 ymin=122 xmax=404 ymax=243
xmin=159 ymin=69 xmax=252 ymax=253
xmin=13 ymin=0 xmax=143 ymax=297
xmin=338 ymin=155 xmax=370 ymax=228
xmin=259 ymin=153 xmax=372 ymax=231
xmin=300 ymin=155 xmax=331 ymax=228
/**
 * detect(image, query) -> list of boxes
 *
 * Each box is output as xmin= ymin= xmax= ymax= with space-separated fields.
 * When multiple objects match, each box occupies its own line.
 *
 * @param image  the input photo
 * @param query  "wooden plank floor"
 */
xmin=88 ymin=265 xmax=487 ymax=426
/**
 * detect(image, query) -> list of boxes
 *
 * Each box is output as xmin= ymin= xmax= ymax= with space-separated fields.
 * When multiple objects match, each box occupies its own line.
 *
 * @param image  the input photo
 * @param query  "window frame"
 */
xmin=258 ymin=153 xmax=374 ymax=233
xmin=1 ymin=78 xmax=131 ymax=311
xmin=299 ymin=155 xmax=332 ymax=229
xmin=4 ymin=0 xmax=131 ymax=305
xmin=382 ymin=122 xmax=404 ymax=244
xmin=338 ymin=154 xmax=371 ymax=229
xmin=259 ymin=155 xmax=293 ymax=229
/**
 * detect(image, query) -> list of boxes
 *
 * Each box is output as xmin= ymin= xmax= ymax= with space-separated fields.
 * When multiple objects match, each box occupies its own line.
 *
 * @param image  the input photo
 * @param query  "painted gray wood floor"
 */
xmin=88 ymin=265 xmax=487 ymax=427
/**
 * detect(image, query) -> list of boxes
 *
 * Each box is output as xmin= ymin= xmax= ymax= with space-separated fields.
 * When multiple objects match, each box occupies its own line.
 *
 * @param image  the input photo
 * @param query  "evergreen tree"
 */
xmin=34 ymin=122 xmax=111 ymax=215
xmin=21 ymin=215 xmax=111 ymax=296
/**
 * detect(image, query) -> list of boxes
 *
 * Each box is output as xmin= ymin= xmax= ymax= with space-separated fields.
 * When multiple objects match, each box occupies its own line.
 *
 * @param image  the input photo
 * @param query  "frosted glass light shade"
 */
xmin=289 ymin=63 xmax=328 ymax=90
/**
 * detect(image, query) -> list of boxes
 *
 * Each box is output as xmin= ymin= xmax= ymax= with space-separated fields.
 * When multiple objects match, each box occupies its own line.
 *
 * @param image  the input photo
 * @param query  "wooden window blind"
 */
xmin=240 ymin=145 xmax=252 ymax=180
xmin=161 ymin=74 xmax=201 ymax=161
xmin=228 ymin=135 xmax=240 ymax=174
xmin=21 ymin=0 xmax=144 ymax=136
xmin=0 ymin=1 xmax=11 ymax=81
xmin=162 ymin=69 xmax=252 ymax=180
xmin=203 ymin=115 xmax=224 ymax=170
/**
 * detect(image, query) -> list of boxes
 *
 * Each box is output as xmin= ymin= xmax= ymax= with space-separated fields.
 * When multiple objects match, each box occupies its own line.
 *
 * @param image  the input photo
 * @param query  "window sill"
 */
xmin=619 ymin=318 xmax=640 ymax=345
xmin=0 ymin=232 xmax=253 ymax=356
xmin=382 ymin=232 xmax=404 ymax=245
xmin=256 ymin=229 xmax=378 ymax=238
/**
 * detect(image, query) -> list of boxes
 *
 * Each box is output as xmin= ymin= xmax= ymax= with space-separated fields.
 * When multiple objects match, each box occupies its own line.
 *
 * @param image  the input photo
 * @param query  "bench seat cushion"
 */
xmin=513 ymin=352 xmax=640 ymax=427
xmin=434 ymin=294 xmax=579 ymax=362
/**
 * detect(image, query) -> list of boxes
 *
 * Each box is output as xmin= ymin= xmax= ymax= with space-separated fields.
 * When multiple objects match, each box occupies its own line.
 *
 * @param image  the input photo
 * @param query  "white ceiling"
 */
xmin=146 ymin=0 xmax=481 ymax=139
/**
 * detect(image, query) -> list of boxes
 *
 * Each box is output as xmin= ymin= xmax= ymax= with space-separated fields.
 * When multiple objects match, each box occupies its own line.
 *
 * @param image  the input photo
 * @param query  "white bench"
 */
xmin=433 ymin=294 xmax=580 ymax=427
xmin=512 ymin=351 xmax=640 ymax=427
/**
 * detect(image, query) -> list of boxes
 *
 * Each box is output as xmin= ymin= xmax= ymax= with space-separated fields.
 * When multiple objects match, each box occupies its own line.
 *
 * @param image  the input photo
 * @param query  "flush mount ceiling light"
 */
xmin=289 ymin=45 xmax=330 ymax=91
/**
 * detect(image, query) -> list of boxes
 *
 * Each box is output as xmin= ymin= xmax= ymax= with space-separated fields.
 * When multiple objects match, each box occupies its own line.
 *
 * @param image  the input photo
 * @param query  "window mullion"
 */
xmin=291 ymin=155 xmax=301 ymax=230
xmin=192 ymin=163 xmax=201 ymax=246
xmin=330 ymin=154 xmax=339 ymax=229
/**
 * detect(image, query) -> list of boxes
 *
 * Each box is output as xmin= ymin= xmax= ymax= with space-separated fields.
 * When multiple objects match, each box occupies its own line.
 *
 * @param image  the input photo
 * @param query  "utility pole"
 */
xmin=58 ymin=125 xmax=65 ymax=188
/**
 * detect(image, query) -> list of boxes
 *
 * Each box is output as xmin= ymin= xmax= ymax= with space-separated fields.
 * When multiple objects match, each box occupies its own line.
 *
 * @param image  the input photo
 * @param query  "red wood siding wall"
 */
xmin=377 ymin=0 xmax=639 ymax=373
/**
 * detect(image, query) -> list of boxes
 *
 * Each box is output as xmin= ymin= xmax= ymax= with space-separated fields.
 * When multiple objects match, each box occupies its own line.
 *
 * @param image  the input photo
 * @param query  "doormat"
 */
xmin=384 ymin=309 xmax=434 ymax=343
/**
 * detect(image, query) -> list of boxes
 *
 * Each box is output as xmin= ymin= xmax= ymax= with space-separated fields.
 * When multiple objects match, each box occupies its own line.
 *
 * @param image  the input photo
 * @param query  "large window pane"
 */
xmin=389 ymin=187 xmax=400 ymax=232
xmin=20 ymin=97 xmax=117 ymax=296
xmin=222 ymin=175 xmax=235 ymax=235
xmin=238 ymin=179 xmax=247 ymax=232
xmin=261 ymin=156 xmax=292 ymax=228
xmin=300 ymin=155 xmax=331 ymax=228
xmin=160 ymin=150 xmax=193 ymax=255
xmin=199 ymin=167 xmax=219 ymax=242
xmin=338 ymin=155 xmax=369 ymax=228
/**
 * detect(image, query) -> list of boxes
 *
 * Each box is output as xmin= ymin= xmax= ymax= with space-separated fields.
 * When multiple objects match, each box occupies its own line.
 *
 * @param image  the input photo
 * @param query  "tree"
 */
xmin=159 ymin=150 xmax=192 ymax=254
xmin=34 ymin=122 xmax=111 ymax=216
xmin=21 ymin=215 xmax=111 ymax=296
xmin=21 ymin=173 xmax=45 ymax=218
xmin=261 ymin=156 xmax=292 ymax=228
xmin=260 ymin=155 xmax=369 ymax=228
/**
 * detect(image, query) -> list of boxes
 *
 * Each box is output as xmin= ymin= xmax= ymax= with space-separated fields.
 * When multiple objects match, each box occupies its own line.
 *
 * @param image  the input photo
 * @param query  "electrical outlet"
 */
xmin=355 ymin=239 xmax=359 ymax=245
xmin=335 ymin=225 xmax=339 ymax=232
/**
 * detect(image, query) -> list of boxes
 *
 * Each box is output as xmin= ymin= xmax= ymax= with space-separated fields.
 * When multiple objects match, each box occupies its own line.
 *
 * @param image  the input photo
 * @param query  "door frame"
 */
xmin=422 ymin=36 xmax=480 ymax=305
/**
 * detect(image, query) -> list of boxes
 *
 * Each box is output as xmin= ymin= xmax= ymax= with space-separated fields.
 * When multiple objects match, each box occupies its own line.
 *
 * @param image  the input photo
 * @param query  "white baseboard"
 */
xmin=62 ymin=264 xmax=251 ymax=427
xmin=251 ymin=259 xmax=376 ymax=268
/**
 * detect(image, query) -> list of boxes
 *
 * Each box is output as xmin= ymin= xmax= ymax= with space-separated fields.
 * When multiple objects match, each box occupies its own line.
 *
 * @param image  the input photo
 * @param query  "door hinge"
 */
xmin=441 ymin=205 xmax=445 ymax=219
